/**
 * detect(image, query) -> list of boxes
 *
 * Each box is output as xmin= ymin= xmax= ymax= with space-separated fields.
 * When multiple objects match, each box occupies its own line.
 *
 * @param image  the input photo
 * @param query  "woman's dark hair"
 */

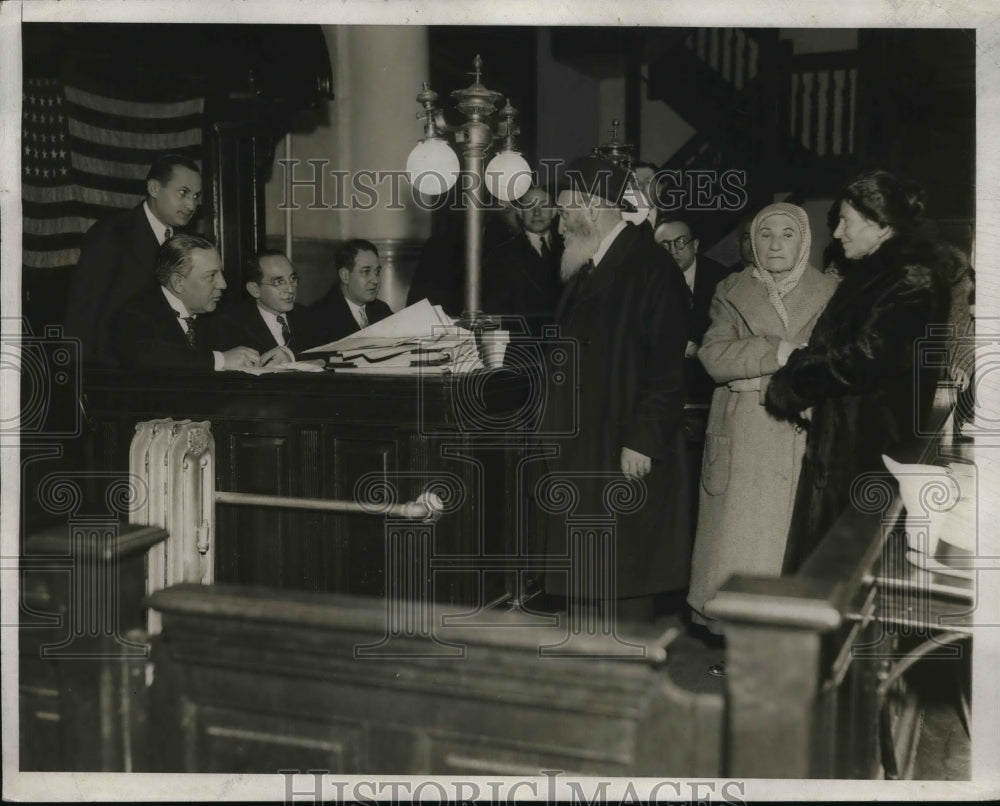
xmin=837 ymin=169 xmax=926 ymax=232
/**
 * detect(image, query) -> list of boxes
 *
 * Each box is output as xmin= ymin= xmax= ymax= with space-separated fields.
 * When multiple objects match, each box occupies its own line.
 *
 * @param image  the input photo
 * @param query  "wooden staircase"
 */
xmin=647 ymin=28 xmax=860 ymax=243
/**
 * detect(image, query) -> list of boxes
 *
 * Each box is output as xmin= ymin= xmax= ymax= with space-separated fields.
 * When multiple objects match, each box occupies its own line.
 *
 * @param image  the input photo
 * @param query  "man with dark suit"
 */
xmin=538 ymin=156 xmax=690 ymax=624
xmin=654 ymin=218 xmax=734 ymax=358
xmin=111 ymin=234 xmax=260 ymax=372
xmin=308 ymin=239 xmax=393 ymax=345
xmin=212 ymin=250 xmax=321 ymax=365
xmin=654 ymin=218 xmax=734 ymax=555
xmin=65 ymin=154 xmax=203 ymax=365
xmin=482 ymin=185 xmax=563 ymax=335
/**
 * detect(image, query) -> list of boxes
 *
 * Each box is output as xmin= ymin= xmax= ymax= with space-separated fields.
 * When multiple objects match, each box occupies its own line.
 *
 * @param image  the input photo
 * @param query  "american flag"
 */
xmin=21 ymin=78 xmax=204 ymax=271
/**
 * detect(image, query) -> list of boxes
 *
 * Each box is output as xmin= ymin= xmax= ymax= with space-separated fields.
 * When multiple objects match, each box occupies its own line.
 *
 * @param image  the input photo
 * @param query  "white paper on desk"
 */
xmin=302 ymin=298 xmax=459 ymax=355
xmin=234 ymin=361 xmax=327 ymax=375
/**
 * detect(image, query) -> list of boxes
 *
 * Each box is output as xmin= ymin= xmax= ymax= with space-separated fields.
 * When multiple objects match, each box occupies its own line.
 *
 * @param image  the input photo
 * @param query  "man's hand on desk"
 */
xmin=221 ymin=346 xmax=261 ymax=370
xmin=261 ymin=346 xmax=295 ymax=367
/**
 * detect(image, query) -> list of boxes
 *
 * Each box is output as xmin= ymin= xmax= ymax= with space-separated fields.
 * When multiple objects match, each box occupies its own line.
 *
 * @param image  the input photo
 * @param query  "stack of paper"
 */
xmin=302 ymin=299 xmax=509 ymax=374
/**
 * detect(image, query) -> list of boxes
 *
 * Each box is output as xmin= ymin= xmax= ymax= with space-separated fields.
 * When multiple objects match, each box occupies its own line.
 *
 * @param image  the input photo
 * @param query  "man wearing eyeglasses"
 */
xmin=309 ymin=239 xmax=394 ymax=345
xmin=654 ymin=218 xmax=733 ymax=365
xmin=210 ymin=250 xmax=324 ymax=366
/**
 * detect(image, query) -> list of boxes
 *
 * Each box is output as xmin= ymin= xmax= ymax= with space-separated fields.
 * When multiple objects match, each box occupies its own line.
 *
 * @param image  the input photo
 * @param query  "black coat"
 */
xmin=110 ymin=283 xmax=217 ymax=372
xmin=689 ymin=255 xmax=734 ymax=345
xmin=766 ymin=234 xmax=957 ymax=571
xmin=541 ymin=223 xmax=691 ymax=597
xmin=209 ymin=299 xmax=323 ymax=355
xmin=307 ymin=290 xmax=393 ymax=346
xmin=481 ymin=231 xmax=563 ymax=336
xmin=64 ymin=203 xmax=164 ymax=366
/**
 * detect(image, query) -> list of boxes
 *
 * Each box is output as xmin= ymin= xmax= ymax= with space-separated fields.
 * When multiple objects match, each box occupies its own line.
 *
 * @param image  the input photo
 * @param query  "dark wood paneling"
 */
xmin=147 ymin=584 xmax=724 ymax=775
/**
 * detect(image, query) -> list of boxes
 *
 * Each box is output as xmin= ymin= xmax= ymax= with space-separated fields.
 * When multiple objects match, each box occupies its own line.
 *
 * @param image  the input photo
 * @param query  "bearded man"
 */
xmin=535 ymin=156 xmax=691 ymax=625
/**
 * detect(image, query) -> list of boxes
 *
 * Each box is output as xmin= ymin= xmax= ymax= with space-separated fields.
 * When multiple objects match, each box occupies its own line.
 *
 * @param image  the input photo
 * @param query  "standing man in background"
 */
xmin=64 ymin=154 xmax=202 ymax=365
xmin=482 ymin=185 xmax=563 ymax=336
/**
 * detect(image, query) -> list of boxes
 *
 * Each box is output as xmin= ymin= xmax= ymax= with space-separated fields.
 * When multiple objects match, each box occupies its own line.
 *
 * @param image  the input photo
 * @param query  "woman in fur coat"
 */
xmin=687 ymin=203 xmax=838 ymax=632
xmin=765 ymin=170 xmax=958 ymax=573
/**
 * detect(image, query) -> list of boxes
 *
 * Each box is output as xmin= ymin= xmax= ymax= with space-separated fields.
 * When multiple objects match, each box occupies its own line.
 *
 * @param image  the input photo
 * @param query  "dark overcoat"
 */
xmin=540 ymin=223 xmax=690 ymax=597
xmin=766 ymin=234 xmax=958 ymax=571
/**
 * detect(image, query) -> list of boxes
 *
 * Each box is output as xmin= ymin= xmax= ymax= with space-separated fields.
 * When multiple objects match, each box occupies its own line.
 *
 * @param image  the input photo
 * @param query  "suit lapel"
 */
xmin=248 ymin=304 xmax=280 ymax=349
xmin=130 ymin=204 xmax=160 ymax=270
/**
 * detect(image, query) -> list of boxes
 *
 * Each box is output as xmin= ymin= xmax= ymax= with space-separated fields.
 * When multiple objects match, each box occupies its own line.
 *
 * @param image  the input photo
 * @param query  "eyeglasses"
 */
xmin=658 ymin=236 xmax=693 ymax=252
xmin=257 ymin=274 xmax=299 ymax=289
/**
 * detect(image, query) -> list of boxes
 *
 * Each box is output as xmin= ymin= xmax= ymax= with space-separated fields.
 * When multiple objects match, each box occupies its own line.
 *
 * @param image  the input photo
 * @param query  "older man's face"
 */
xmin=176 ymin=247 xmax=226 ymax=314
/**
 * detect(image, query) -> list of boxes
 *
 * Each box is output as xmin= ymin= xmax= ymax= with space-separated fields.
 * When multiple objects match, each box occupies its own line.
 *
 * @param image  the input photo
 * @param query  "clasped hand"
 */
xmin=620 ymin=446 xmax=651 ymax=479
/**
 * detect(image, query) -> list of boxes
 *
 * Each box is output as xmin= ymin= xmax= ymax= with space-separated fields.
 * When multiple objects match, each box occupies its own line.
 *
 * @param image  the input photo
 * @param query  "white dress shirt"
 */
xmin=143 ymin=201 xmax=171 ymax=245
xmin=160 ymin=286 xmax=224 ymax=370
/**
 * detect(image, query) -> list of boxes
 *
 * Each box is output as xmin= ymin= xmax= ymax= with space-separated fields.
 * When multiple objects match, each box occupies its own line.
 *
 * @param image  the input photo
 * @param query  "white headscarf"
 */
xmin=749 ymin=202 xmax=813 ymax=330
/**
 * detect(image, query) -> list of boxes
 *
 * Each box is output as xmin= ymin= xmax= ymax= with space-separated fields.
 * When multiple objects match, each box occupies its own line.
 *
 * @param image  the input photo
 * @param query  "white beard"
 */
xmin=560 ymin=229 xmax=601 ymax=283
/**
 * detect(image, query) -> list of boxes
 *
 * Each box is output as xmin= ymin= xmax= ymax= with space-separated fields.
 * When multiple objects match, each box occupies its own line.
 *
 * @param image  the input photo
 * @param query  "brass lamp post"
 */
xmin=406 ymin=56 xmax=531 ymax=330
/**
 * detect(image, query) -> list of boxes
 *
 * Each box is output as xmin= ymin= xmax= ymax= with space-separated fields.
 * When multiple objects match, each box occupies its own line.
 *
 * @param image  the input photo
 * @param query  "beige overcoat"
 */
xmin=688 ymin=265 xmax=838 ymax=625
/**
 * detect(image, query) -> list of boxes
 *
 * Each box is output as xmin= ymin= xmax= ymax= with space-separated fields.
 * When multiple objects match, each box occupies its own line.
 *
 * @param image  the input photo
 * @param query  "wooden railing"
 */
xmin=787 ymin=50 xmax=858 ymax=157
xmin=684 ymin=27 xmax=761 ymax=91
xmin=667 ymin=29 xmax=859 ymax=173
xmin=706 ymin=390 xmax=971 ymax=778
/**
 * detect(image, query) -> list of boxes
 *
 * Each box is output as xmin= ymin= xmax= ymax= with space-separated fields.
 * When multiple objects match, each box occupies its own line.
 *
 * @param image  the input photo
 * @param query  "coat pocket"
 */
xmin=701 ymin=432 xmax=732 ymax=496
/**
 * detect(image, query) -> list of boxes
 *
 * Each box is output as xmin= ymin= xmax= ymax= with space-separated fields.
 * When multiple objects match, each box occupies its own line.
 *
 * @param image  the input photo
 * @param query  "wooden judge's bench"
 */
xmin=18 ymin=367 xmax=973 ymax=778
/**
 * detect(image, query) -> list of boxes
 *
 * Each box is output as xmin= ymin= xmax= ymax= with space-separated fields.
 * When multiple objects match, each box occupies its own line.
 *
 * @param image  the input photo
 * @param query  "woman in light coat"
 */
xmin=687 ymin=202 xmax=838 ymax=633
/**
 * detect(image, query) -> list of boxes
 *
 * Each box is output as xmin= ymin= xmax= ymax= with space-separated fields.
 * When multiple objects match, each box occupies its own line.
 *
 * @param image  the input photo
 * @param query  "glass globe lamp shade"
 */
xmin=485 ymin=150 xmax=532 ymax=202
xmin=406 ymin=138 xmax=460 ymax=196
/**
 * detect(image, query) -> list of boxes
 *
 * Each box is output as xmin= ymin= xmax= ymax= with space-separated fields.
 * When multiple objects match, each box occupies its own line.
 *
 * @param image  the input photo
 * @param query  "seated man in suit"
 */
xmin=112 ymin=234 xmax=260 ymax=372
xmin=482 ymin=185 xmax=562 ymax=336
xmin=212 ymin=249 xmax=321 ymax=365
xmin=65 ymin=154 xmax=203 ymax=366
xmin=309 ymin=239 xmax=393 ymax=345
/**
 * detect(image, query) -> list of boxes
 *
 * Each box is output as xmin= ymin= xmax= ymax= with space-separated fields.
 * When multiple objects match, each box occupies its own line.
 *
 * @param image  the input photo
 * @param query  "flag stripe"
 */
xmin=63 ymin=86 xmax=203 ymax=119
xmin=23 ymin=248 xmax=82 ymax=269
xmin=23 ymin=216 xmax=98 ymax=236
xmin=69 ymin=137 xmax=202 ymax=168
xmin=68 ymin=119 xmax=202 ymax=151
xmin=65 ymin=100 xmax=203 ymax=135
xmin=70 ymin=153 xmax=151 ymax=182
xmin=24 ymin=232 xmax=84 ymax=252
xmin=23 ymin=79 xmax=203 ymax=275
xmin=23 ymin=182 xmax=142 ymax=209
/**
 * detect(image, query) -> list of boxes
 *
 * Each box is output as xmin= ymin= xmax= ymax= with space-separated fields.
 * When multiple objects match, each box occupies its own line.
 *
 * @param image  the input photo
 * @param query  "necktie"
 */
xmin=164 ymin=226 xmax=173 ymax=242
xmin=358 ymin=307 xmax=369 ymax=329
xmin=277 ymin=314 xmax=290 ymax=346
xmin=182 ymin=316 xmax=197 ymax=348
xmin=539 ymin=237 xmax=550 ymax=261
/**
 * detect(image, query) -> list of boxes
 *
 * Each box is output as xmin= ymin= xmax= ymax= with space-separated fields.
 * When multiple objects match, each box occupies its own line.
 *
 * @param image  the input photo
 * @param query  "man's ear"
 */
xmin=693 ymin=238 xmax=700 ymax=254
xmin=147 ymin=178 xmax=161 ymax=199
xmin=167 ymin=272 xmax=185 ymax=295
xmin=246 ymin=280 xmax=260 ymax=300
xmin=338 ymin=267 xmax=350 ymax=287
